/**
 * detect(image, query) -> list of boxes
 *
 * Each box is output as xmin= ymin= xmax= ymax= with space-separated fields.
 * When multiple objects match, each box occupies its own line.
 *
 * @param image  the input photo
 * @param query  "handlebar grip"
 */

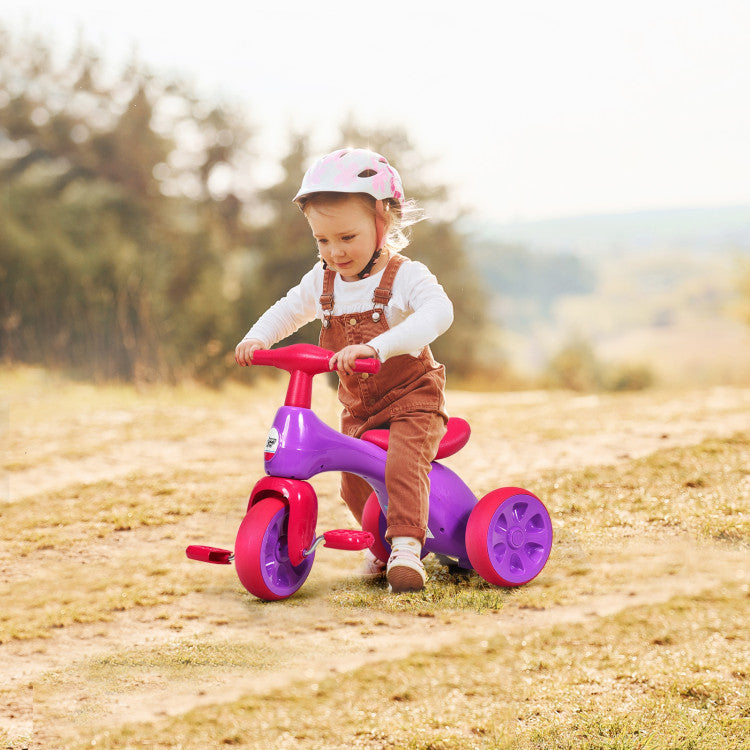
xmin=353 ymin=358 xmax=381 ymax=374
xmin=249 ymin=348 xmax=273 ymax=365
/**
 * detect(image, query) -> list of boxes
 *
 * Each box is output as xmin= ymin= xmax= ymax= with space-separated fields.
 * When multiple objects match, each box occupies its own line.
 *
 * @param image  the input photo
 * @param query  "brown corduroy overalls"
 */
xmin=318 ymin=254 xmax=448 ymax=545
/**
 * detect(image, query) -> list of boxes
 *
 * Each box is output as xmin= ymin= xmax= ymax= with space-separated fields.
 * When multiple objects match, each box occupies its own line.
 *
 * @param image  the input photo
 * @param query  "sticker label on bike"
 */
xmin=264 ymin=427 xmax=279 ymax=462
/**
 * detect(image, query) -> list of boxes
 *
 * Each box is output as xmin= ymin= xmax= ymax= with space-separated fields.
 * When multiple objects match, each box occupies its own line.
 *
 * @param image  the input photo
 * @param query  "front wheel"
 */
xmin=466 ymin=487 xmax=552 ymax=586
xmin=234 ymin=497 xmax=314 ymax=601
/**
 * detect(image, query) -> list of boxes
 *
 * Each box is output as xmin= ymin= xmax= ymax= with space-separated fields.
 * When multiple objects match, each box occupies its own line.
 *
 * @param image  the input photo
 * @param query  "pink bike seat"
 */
xmin=361 ymin=416 xmax=471 ymax=459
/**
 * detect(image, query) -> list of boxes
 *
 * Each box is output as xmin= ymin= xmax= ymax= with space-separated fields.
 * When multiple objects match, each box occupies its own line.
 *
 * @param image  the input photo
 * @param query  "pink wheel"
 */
xmin=466 ymin=487 xmax=552 ymax=587
xmin=361 ymin=493 xmax=390 ymax=563
xmin=234 ymin=497 xmax=314 ymax=601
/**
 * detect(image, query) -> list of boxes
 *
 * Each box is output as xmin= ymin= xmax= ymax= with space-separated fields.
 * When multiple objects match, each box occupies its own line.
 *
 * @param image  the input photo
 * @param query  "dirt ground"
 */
xmin=2 ymin=376 xmax=750 ymax=748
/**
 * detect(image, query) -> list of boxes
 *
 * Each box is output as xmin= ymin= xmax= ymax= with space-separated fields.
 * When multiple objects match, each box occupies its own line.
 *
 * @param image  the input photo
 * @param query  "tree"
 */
xmin=0 ymin=29 xmax=256 ymax=383
xmin=0 ymin=28 xmax=500 ymax=386
xmin=249 ymin=135 xmax=315 ymax=323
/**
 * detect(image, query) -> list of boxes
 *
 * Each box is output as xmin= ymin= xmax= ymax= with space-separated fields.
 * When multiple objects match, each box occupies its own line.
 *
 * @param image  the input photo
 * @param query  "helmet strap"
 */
xmin=356 ymin=248 xmax=382 ymax=279
xmin=357 ymin=200 xmax=388 ymax=279
xmin=374 ymin=199 xmax=387 ymax=251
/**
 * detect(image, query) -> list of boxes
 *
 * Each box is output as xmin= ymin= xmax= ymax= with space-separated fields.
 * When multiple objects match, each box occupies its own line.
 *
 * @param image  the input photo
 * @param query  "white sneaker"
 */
xmin=360 ymin=549 xmax=387 ymax=580
xmin=386 ymin=548 xmax=426 ymax=593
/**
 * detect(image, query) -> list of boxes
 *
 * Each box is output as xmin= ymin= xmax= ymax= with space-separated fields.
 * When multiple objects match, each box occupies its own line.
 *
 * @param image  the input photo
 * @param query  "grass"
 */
xmin=545 ymin=432 xmax=750 ymax=545
xmin=1 ymin=369 xmax=224 ymax=471
xmin=2 ymin=431 xmax=747 ymax=643
xmin=325 ymin=432 xmax=750 ymax=616
xmin=328 ymin=557 xmax=508 ymax=614
xmin=6 ymin=430 xmax=740 ymax=642
xmin=0 ymin=467 xmax=251 ymax=642
xmin=85 ymin=636 xmax=284 ymax=678
xmin=2 ymin=468 xmax=243 ymax=553
xmin=74 ymin=583 xmax=750 ymax=750
xmin=2 ymin=371 xmax=749 ymax=749
xmin=19 ymin=430 xmax=741 ymax=750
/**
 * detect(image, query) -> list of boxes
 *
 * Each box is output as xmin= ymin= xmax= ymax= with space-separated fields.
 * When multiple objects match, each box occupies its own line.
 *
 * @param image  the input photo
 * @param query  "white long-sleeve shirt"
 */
xmin=242 ymin=255 xmax=453 ymax=362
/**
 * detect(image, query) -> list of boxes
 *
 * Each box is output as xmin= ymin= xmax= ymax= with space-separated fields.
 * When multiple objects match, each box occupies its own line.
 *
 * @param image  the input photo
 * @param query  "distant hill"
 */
xmin=459 ymin=205 xmax=750 ymax=385
xmin=463 ymin=205 xmax=750 ymax=256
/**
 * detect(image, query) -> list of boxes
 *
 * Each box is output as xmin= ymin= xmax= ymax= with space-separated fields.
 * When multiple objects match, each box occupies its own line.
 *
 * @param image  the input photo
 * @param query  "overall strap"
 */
xmin=319 ymin=267 xmax=336 ymax=327
xmin=372 ymin=254 xmax=406 ymax=307
xmin=319 ymin=267 xmax=336 ymax=311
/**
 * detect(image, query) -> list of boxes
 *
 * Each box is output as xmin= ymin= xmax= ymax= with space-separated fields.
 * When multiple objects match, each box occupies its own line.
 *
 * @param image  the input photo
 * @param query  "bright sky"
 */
xmin=4 ymin=0 xmax=750 ymax=223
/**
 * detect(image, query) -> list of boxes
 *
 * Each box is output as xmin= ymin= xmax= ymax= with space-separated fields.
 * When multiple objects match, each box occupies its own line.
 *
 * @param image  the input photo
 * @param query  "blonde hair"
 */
xmin=296 ymin=192 xmax=425 ymax=253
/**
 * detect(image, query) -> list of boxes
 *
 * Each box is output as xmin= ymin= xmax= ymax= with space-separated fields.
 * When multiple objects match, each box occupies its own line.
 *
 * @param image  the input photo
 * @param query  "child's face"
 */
xmin=306 ymin=196 xmax=382 ymax=282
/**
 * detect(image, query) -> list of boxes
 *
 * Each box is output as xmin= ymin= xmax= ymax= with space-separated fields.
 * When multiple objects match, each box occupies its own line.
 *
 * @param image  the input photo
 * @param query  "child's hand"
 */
xmin=329 ymin=344 xmax=378 ymax=375
xmin=235 ymin=339 xmax=264 ymax=366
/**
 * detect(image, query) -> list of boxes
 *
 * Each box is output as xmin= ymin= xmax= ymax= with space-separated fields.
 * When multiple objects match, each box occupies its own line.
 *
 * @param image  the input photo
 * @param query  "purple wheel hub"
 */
xmin=508 ymin=526 xmax=526 ymax=549
xmin=488 ymin=494 xmax=552 ymax=584
xmin=235 ymin=498 xmax=314 ymax=600
xmin=259 ymin=505 xmax=313 ymax=596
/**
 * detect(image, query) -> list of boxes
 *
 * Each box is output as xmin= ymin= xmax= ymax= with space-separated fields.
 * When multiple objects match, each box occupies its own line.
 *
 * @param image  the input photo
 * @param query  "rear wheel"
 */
xmin=234 ymin=497 xmax=314 ymax=600
xmin=466 ymin=487 xmax=552 ymax=586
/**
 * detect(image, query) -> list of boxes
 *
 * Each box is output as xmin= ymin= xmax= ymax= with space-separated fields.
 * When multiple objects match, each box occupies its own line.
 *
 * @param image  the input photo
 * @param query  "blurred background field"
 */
xmin=2 ymin=2 xmax=750 ymax=392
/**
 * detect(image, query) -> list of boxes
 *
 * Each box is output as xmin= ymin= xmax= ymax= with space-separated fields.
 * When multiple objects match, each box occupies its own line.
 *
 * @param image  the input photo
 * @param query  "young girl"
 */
xmin=235 ymin=147 xmax=453 ymax=593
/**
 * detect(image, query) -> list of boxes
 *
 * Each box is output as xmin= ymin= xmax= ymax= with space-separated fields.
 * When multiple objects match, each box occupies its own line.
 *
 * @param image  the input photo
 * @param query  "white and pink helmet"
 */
xmin=293 ymin=148 xmax=405 ymax=207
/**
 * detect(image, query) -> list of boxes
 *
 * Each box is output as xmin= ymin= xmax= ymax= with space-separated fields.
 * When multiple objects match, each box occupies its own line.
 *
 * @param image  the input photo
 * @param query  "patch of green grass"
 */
xmin=328 ymin=557 xmax=509 ymax=613
xmin=2 ymin=468 xmax=247 ymax=555
xmin=542 ymin=432 xmax=750 ymax=545
xmin=0 ymin=547 xmax=223 ymax=642
xmin=85 ymin=635 xmax=283 ymax=680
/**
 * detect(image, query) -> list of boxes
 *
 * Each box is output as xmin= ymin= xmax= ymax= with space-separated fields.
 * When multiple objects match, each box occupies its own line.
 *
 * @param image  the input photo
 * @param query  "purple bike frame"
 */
xmin=264 ymin=405 xmax=478 ymax=566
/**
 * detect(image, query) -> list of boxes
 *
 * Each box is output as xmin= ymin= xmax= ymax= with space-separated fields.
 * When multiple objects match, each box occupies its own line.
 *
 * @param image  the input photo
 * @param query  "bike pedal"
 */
xmin=323 ymin=529 xmax=375 ymax=551
xmin=186 ymin=545 xmax=233 ymax=564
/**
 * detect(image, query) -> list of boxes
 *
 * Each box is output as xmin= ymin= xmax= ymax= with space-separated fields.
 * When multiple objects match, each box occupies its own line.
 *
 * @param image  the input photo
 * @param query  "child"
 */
xmin=235 ymin=147 xmax=453 ymax=592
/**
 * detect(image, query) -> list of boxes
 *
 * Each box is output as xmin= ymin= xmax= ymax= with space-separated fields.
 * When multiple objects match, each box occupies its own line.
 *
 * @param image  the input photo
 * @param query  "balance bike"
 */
xmin=186 ymin=344 xmax=552 ymax=600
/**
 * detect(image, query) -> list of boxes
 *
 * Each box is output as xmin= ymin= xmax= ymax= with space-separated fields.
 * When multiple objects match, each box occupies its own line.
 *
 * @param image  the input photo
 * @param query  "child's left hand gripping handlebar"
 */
xmin=341 ymin=356 xmax=381 ymax=374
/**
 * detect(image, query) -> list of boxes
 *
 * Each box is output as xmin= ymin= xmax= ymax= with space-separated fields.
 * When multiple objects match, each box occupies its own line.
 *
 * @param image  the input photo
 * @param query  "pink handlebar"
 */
xmin=249 ymin=344 xmax=380 ymax=408
xmin=251 ymin=343 xmax=381 ymax=375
